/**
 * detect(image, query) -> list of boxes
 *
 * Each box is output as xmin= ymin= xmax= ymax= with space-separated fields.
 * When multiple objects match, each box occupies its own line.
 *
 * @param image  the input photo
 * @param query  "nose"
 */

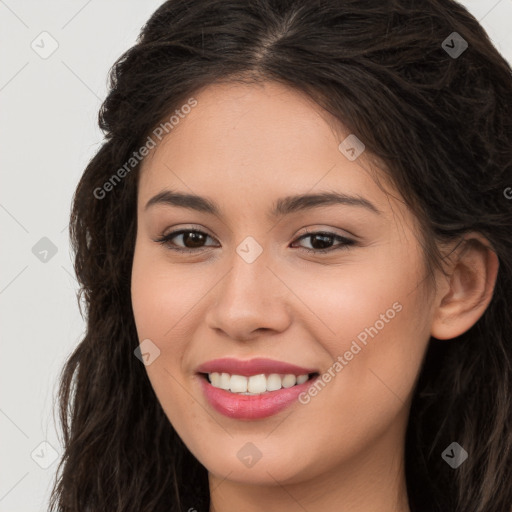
xmin=204 ymin=248 xmax=292 ymax=342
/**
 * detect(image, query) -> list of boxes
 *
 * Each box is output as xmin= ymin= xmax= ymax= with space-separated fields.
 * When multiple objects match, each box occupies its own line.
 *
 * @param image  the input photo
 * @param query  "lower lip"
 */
xmin=198 ymin=375 xmax=318 ymax=420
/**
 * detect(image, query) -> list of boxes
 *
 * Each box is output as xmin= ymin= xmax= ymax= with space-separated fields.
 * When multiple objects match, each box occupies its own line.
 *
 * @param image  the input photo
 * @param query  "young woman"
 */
xmin=49 ymin=1 xmax=512 ymax=511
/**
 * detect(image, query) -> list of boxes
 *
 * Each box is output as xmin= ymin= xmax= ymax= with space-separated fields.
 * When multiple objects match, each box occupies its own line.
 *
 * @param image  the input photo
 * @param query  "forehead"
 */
xmin=138 ymin=81 xmax=397 ymax=219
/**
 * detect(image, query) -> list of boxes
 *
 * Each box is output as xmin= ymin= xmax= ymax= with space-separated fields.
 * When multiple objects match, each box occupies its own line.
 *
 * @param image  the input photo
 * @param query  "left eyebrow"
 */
xmin=144 ymin=189 xmax=382 ymax=218
xmin=270 ymin=191 xmax=382 ymax=217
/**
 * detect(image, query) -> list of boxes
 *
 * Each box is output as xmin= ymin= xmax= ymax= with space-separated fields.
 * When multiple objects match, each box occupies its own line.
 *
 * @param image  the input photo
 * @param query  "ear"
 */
xmin=430 ymin=233 xmax=499 ymax=340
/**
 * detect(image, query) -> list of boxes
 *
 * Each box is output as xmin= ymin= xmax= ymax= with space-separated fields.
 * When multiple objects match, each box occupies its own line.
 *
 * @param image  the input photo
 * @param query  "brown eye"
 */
xmin=292 ymin=231 xmax=355 ymax=254
xmin=179 ymin=231 xmax=207 ymax=248
xmin=156 ymin=229 xmax=217 ymax=252
xmin=155 ymin=228 xmax=356 ymax=255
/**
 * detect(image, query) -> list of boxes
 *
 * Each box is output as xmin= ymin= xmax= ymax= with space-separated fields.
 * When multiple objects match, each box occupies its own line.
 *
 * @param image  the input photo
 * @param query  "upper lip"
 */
xmin=196 ymin=357 xmax=317 ymax=376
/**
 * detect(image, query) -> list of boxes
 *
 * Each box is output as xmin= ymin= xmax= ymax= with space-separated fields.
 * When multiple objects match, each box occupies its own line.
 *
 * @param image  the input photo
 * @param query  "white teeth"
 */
xmin=296 ymin=374 xmax=309 ymax=385
xmin=207 ymin=372 xmax=311 ymax=394
xmin=210 ymin=372 xmax=221 ymax=387
xmin=229 ymin=374 xmax=248 ymax=393
xmin=282 ymin=374 xmax=297 ymax=388
xmin=219 ymin=372 xmax=231 ymax=390
xmin=210 ymin=372 xmax=232 ymax=390
xmin=248 ymin=374 xmax=267 ymax=393
xmin=266 ymin=373 xmax=282 ymax=391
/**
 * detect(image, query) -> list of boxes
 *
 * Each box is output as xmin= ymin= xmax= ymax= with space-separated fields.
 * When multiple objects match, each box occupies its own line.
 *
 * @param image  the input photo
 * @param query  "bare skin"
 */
xmin=130 ymin=81 xmax=499 ymax=512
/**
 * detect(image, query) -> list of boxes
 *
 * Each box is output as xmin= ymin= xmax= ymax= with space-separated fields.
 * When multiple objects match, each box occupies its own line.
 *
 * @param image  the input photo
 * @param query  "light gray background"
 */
xmin=1 ymin=1 xmax=511 ymax=510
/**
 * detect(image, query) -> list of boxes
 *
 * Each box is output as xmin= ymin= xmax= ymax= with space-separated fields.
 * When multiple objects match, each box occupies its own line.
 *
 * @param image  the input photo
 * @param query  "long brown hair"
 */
xmin=49 ymin=1 xmax=512 ymax=511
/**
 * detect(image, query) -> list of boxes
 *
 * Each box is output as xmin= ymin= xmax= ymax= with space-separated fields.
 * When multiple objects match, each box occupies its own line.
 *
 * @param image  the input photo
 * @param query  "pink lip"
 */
xmin=198 ymin=376 xmax=318 ymax=420
xmin=196 ymin=357 xmax=317 ymax=376
xmin=196 ymin=357 xmax=319 ymax=420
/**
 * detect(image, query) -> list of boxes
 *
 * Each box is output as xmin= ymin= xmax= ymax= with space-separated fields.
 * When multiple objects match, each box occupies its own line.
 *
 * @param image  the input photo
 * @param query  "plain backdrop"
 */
xmin=1 ymin=1 xmax=511 ymax=510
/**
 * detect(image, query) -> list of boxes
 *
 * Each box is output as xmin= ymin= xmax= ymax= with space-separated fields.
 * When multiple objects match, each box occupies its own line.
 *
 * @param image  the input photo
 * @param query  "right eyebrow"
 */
xmin=145 ymin=189 xmax=219 ymax=215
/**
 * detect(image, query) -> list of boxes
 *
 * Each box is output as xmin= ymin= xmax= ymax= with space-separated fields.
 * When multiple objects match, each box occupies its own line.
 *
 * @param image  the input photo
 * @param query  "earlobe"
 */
xmin=430 ymin=235 xmax=499 ymax=340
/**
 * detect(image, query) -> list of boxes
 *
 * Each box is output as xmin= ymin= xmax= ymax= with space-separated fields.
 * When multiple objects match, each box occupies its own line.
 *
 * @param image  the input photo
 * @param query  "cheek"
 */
xmin=291 ymin=242 xmax=431 ymax=413
xmin=130 ymin=244 xmax=215 ymax=416
xmin=130 ymin=243 xmax=193 ymax=403
xmin=284 ymin=240 xmax=426 ymax=354
xmin=130 ymin=245 xmax=208 ymax=442
xmin=131 ymin=242 xmax=208 ymax=340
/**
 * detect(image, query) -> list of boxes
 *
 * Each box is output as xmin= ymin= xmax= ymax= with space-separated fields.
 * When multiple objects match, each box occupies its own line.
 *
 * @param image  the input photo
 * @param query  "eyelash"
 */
xmin=154 ymin=228 xmax=356 ymax=254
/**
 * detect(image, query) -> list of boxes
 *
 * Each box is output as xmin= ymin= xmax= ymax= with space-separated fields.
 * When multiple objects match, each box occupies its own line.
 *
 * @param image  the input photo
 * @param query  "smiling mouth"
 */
xmin=200 ymin=371 xmax=320 ymax=395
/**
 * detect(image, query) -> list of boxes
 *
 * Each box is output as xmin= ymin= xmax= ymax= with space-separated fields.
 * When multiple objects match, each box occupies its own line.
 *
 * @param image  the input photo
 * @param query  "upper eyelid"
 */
xmin=159 ymin=227 xmax=354 ymax=246
xmin=298 ymin=227 xmax=352 ymax=238
xmin=292 ymin=231 xmax=355 ymax=248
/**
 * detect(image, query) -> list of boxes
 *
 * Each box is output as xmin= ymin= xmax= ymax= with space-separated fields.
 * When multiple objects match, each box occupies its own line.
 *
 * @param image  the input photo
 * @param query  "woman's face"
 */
xmin=131 ymin=81 xmax=437 ymax=487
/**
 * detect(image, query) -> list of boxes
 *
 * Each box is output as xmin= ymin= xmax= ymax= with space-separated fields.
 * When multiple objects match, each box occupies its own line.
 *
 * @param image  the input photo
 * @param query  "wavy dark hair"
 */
xmin=48 ymin=1 xmax=512 ymax=511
